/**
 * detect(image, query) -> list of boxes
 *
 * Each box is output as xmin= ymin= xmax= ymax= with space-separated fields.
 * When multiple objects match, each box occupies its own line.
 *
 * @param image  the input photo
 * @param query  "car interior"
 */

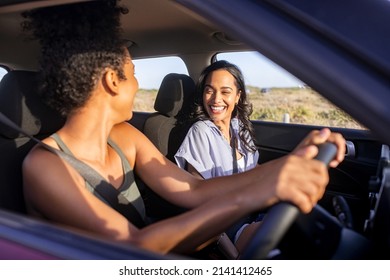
xmin=0 ymin=0 xmax=390 ymax=260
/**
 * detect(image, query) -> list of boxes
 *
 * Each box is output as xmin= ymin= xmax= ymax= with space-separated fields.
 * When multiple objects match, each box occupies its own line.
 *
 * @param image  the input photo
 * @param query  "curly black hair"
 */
xmin=22 ymin=0 xmax=128 ymax=117
xmin=192 ymin=60 xmax=257 ymax=153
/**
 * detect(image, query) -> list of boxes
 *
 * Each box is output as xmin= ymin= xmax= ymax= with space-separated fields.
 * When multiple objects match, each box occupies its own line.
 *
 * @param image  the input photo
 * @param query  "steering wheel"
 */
xmin=240 ymin=142 xmax=338 ymax=259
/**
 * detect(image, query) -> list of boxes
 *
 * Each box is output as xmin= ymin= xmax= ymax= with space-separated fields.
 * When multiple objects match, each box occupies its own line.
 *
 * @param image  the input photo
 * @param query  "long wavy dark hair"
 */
xmin=22 ymin=0 xmax=128 ymax=117
xmin=193 ymin=60 xmax=257 ymax=152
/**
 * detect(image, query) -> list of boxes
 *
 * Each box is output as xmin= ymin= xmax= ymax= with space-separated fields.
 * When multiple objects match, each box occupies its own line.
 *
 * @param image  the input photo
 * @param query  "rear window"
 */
xmin=132 ymin=56 xmax=188 ymax=112
xmin=0 ymin=67 xmax=7 ymax=82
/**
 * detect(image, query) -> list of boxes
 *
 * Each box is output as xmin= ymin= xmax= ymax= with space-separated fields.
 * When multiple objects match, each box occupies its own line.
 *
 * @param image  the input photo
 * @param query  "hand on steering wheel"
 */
xmin=240 ymin=142 xmax=338 ymax=259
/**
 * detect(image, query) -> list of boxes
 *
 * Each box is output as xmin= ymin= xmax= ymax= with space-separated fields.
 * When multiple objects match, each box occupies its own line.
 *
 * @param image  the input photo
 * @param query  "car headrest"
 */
xmin=154 ymin=73 xmax=195 ymax=117
xmin=0 ymin=70 xmax=65 ymax=139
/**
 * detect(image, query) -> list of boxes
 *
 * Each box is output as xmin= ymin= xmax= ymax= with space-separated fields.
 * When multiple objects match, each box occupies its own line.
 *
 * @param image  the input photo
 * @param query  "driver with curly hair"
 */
xmin=21 ymin=0 xmax=345 ymax=257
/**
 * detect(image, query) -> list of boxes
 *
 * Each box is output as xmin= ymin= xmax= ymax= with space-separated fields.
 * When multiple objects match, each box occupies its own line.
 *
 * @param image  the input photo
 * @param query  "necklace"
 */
xmin=221 ymin=128 xmax=231 ymax=144
xmin=216 ymin=124 xmax=230 ymax=143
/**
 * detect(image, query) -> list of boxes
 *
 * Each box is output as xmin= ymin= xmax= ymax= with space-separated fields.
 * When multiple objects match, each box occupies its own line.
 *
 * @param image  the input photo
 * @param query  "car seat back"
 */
xmin=143 ymin=73 xmax=196 ymax=162
xmin=0 ymin=70 xmax=65 ymax=213
xmin=141 ymin=73 xmax=196 ymax=220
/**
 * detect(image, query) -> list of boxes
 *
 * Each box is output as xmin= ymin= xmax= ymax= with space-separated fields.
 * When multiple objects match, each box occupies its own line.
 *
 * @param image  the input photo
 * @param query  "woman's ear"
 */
xmin=102 ymin=69 xmax=120 ymax=96
xmin=236 ymin=90 xmax=242 ymax=104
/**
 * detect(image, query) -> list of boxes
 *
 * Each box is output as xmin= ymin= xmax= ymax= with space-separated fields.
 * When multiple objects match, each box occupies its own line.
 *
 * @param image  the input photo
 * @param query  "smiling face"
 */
xmin=203 ymin=69 xmax=241 ymax=128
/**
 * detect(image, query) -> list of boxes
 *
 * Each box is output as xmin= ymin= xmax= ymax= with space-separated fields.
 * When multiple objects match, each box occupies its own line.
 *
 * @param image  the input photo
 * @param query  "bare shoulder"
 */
xmin=22 ymin=135 xmax=94 ymax=214
xmin=110 ymin=121 xmax=167 ymax=167
xmin=114 ymin=121 xmax=139 ymax=131
xmin=22 ymin=141 xmax=77 ymax=192
xmin=110 ymin=122 xmax=152 ymax=150
xmin=23 ymin=138 xmax=58 ymax=169
xmin=111 ymin=122 xmax=144 ymax=140
xmin=22 ymin=134 xmax=87 ymax=192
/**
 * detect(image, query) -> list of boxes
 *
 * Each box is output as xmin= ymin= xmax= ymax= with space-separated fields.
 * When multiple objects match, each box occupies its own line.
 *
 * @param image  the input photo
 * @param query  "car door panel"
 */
xmin=132 ymin=112 xmax=379 ymax=230
xmin=252 ymin=120 xmax=381 ymax=231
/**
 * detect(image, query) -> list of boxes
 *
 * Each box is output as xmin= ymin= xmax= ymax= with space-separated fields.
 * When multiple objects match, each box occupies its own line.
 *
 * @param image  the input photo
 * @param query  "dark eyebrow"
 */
xmin=204 ymin=84 xmax=214 ymax=90
xmin=204 ymin=84 xmax=233 ymax=91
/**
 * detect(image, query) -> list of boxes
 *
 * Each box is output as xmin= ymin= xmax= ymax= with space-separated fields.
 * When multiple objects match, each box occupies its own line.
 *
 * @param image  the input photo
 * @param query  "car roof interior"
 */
xmin=0 ymin=0 xmax=251 ymax=77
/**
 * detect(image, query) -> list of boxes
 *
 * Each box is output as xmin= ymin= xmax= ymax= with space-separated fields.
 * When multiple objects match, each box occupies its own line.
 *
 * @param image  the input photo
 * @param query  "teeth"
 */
xmin=211 ymin=106 xmax=225 ymax=112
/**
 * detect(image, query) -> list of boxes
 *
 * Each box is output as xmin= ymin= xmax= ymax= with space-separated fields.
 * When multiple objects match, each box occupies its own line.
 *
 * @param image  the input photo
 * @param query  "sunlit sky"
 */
xmin=0 ymin=68 xmax=6 ymax=79
xmin=0 ymin=51 xmax=302 ymax=89
xmin=134 ymin=51 xmax=303 ymax=90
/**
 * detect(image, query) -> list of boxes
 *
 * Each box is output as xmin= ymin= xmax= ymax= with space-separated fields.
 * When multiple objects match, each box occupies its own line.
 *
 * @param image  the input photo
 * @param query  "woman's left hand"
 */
xmin=292 ymin=128 xmax=346 ymax=168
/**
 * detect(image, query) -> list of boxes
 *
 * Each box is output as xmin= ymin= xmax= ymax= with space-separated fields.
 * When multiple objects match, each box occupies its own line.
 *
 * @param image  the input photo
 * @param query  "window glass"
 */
xmin=132 ymin=56 xmax=188 ymax=112
xmin=0 ymin=67 xmax=7 ymax=82
xmin=216 ymin=51 xmax=365 ymax=129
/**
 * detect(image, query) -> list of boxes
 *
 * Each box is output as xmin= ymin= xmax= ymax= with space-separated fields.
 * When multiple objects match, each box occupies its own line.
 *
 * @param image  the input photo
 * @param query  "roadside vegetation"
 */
xmin=134 ymin=87 xmax=366 ymax=129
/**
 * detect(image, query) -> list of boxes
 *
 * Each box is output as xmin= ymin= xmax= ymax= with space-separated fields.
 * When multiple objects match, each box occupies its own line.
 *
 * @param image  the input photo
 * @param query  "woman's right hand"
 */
xmin=244 ymin=153 xmax=329 ymax=214
xmin=293 ymin=128 xmax=346 ymax=168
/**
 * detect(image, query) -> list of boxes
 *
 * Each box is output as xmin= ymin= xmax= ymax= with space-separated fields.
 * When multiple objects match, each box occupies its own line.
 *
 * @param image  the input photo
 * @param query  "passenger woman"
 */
xmin=175 ymin=60 xmax=261 ymax=249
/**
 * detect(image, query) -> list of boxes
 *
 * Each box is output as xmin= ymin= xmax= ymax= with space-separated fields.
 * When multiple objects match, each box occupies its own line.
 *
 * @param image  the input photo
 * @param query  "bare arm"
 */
xmin=22 ymin=145 xmax=264 ymax=253
xmin=186 ymin=163 xmax=204 ymax=179
xmin=114 ymin=123 xmax=342 ymax=211
xmin=22 ymin=123 xmax=343 ymax=254
xmin=115 ymin=123 xmax=334 ymax=213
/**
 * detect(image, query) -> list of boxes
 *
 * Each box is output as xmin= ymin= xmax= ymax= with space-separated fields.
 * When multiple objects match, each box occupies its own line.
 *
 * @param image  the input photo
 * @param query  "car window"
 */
xmin=132 ymin=56 xmax=189 ymax=112
xmin=216 ymin=51 xmax=366 ymax=130
xmin=0 ymin=67 xmax=7 ymax=82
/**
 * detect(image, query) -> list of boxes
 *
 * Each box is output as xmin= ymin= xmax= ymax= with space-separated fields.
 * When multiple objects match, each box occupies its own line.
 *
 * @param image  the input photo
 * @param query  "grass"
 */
xmin=133 ymin=87 xmax=366 ymax=130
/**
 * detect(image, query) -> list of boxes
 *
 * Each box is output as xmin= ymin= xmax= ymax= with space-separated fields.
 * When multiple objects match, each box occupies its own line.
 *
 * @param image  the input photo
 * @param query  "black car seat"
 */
xmin=0 ymin=71 xmax=194 ymax=220
xmin=0 ymin=70 xmax=65 ymax=214
xmin=143 ymin=73 xmax=196 ymax=162
xmin=141 ymin=73 xmax=196 ymax=220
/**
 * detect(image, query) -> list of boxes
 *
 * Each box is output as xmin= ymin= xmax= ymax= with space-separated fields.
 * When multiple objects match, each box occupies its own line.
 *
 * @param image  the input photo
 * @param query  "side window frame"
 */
xmin=214 ymin=51 xmax=365 ymax=130
xmin=132 ymin=56 xmax=189 ymax=113
xmin=0 ymin=66 xmax=9 ymax=82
